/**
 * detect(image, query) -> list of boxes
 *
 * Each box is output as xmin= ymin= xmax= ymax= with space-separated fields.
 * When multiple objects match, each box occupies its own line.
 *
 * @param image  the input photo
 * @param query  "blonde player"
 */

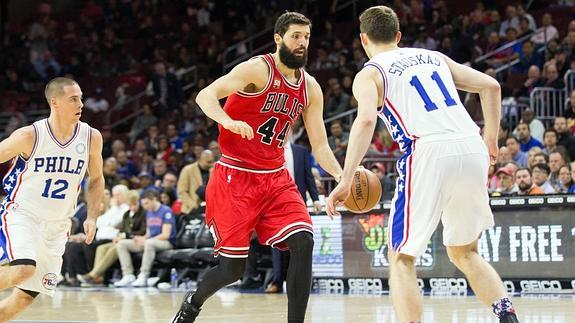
xmin=0 ymin=77 xmax=104 ymax=322
xmin=326 ymin=6 xmax=519 ymax=323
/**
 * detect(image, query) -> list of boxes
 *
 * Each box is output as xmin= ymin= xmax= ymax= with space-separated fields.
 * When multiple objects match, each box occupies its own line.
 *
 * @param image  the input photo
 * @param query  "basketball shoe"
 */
xmin=171 ymin=290 xmax=201 ymax=323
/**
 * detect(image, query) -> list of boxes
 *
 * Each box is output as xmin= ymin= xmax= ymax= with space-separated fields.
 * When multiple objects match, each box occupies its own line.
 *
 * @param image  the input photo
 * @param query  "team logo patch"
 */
xmin=75 ymin=143 xmax=86 ymax=154
xmin=273 ymin=79 xmax=281 ymax=89
xmin=42 ymin=273 xmax=58 ymax=290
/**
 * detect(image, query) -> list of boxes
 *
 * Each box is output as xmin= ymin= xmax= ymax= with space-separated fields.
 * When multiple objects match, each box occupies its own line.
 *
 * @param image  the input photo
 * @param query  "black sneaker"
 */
xmin=500 ymin=313 xmax=519 ymax=323
xmin=171 ymin=290 xmax=201 ymax=323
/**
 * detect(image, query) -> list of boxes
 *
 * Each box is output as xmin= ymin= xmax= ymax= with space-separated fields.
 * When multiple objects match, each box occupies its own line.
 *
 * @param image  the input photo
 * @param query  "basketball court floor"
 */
xmin=5 ymin=288 xmax=575 ymax=323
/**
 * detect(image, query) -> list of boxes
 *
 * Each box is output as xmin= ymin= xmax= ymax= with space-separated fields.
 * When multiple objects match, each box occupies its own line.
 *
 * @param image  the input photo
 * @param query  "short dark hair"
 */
xmin=532 ymin=163 xmax=550 ymax=174
xmin=506 ymin=136 xmax=520 ymax=144
xmin=516 ymin=167 xmax=532 ymax=176
xmin=274 ymin=12 xmax=311 ymax=37
xmin=359 ymin=6 xmax=399 ymax=44
xmin=45 ymin=77 xmax=79 ymax=102
xmin=544 ymin=128 xmax=558 ymax=138
xmin=141 ymin=189 xmax=160 ymax=201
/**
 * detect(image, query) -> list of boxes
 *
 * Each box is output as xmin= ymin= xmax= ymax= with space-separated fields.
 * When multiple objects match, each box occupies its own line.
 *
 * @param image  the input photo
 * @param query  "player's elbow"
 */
xmin=355 ymin=117 xmax=377 ymax=130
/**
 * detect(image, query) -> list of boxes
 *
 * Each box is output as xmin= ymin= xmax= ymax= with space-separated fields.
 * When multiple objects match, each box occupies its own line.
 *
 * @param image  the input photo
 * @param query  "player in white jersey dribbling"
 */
xmin=327 ymin=6 xmax=519 ymax=323
xmin=0 ymin=77 xmax=104 ymax=322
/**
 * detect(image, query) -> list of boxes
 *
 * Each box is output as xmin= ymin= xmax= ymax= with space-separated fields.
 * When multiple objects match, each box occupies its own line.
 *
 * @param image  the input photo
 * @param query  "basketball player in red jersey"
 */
xmin=171 ymin=12 xmax=343 ymax=323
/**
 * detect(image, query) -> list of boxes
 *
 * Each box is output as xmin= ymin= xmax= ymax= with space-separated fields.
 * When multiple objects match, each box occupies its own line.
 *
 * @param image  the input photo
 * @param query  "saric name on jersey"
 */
xmin=260 ymin=92 xmax=304 ymax=121
xmin=33 ymin=157 xmax=85 ymax=175
xmin=388 ymin=54 xmax=441 ymax=76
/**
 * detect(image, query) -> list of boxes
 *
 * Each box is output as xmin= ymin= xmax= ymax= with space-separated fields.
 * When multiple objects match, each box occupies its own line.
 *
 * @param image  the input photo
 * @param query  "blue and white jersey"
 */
xmin=1 ymin=119 xmax=91 ymax=222
xmin=365 ymin=47 xmax=480 ymax=152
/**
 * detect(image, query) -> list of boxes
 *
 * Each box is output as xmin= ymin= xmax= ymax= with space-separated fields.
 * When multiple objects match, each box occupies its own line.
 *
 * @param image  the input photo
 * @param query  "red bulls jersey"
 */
xmin=218 ymin=54 xmax=309 ymax=171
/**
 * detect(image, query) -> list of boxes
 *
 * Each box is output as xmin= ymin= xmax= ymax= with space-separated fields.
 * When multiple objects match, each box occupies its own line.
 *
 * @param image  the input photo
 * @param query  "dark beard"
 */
xmin=278 ymin=42 xmax=307 ymax=69
xmin=518 ymin=182 xmax=531 ymax=191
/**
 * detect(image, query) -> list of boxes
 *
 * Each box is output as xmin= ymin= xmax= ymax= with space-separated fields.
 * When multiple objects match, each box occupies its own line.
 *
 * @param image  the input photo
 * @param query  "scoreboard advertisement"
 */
xmin=311 ymin=195 xmax=575 ymax=293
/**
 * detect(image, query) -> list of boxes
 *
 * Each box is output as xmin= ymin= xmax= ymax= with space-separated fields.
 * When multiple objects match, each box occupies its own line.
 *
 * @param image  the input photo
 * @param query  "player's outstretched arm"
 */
xmin=84 ymin=128 xmax=105 ymax=245
xmin=0 ymin=126 xmax=35 ymax=164
xmin=302 ymin=76 xmax=342 ymax=181
xmin=326 ymin=68 xmax=379 ymax=217
xmin=195 ymin=59 xmax=269 ymax=140
xmin=437 ymin=52 xmax=501 ymax=164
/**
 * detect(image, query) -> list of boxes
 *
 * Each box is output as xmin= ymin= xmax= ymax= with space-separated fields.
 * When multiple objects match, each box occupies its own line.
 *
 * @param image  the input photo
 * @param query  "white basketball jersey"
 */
xmin=366 ymin=48 xmax=479 ymax=151
xmin=1 ymin=119 xmax=91 ymax=221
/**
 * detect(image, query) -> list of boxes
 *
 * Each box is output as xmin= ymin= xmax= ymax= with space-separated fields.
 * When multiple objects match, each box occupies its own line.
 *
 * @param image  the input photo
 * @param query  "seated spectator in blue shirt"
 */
xmin=506 ymin=136 xmax=528 ymax=167
xmin=513 ymin=41 xmax=543 ymax=73
xmin=516 ymin=122 xmax=543 ymax=152
xmin=113 ymin=189 xmax=176 ymax=287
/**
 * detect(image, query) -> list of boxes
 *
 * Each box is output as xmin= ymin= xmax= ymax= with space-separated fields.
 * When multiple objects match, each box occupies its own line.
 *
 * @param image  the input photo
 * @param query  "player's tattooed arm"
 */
xmin=0 ymin=126 xmax=35 ymax=163
xmin=195 ymin=58 xmax=269 ymax=140
xmin=84 ymin=128 xmax=105 ymax=244
xmin=302 ymin=76 xmax=343 ymax=181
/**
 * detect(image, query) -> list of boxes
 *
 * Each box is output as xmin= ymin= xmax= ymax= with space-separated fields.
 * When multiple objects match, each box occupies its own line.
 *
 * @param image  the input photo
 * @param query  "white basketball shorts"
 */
xmin=388 ymin=134 xmax=494 ymax=257
xmin=0 ymin=204 xmax=69 ymax=296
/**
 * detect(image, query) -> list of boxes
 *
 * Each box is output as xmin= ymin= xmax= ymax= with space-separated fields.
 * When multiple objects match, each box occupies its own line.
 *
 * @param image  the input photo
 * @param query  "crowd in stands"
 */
xmin=3 ymin=0 xmax=575 ymax=288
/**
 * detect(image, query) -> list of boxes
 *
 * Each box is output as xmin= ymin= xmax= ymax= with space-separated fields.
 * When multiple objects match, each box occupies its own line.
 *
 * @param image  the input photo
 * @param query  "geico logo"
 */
xmin=348 ymin=278 xmax=383 ymax=290
xmin=547 ymin=197 xmax=564 ymax=204
xmin=312 ymin=254 xmax=343 ymax=264
xmin=317 ymin=279 xmax=344 ymax=289
xmin=490 ymin=199 xmax=506 ymax=206
xmin=567 ymin=196 xmax=575 ymax=203
xmin=503 ymin=281 xmax=515 ymax=294
xmin=509 ymin=198 xmax=525 ymax=205
xmin=429 ymin=278 xmax=468 ymax=290
xmin=417 ymin=279 xmax=425 ymax=289
xmin=519 ymin=280 xmax=561 ymax=292
xmin=527 ymin=198 xmax=545 ymax=205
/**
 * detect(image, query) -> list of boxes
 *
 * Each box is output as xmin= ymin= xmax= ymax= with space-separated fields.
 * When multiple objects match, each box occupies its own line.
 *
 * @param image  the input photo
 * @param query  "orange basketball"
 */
xmin=343 ymin=167 xmax=382 ymax=213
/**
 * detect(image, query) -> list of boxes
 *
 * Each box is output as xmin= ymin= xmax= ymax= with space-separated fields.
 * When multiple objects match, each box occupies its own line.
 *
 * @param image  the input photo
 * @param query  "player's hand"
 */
xmin=325 ymin=181 xmax=351 ymax=219
xmin=222 ymin=119 xmax=254 ymax=140
xmin=83 ymin=218 xmax=97 ymax=245
xmin=483 ymin=137 xmax=498 ymax=165
xmin=313 ymin=200 xmax=322 ymax=214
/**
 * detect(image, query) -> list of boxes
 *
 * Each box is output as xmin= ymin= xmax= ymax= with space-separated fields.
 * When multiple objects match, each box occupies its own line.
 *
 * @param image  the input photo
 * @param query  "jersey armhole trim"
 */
xmin=19 ymin=123 xmax=39 ymax=163
xmin=364 ymin=62 xmax=389 ymax=107
xmin=236 ymin=55 xmax=274 ymax=97
xmin=87 ymin=125 xmax=93 ymax=159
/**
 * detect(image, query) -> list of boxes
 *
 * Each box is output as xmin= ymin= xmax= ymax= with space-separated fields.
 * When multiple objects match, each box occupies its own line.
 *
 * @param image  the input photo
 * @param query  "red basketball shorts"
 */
xmin=205 ymin=163 xmax=313 ymax=258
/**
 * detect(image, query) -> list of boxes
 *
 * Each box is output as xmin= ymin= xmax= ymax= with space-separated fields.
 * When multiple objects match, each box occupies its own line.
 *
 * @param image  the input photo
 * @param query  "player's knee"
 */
xmin=220 ymin=257 xmax=246 ymax=281
xmin=285 ymin=232 xmax=314 ymax=254
xmin=446 ymin=246 xmax=477 ymax=268
xmin=9 ymin=264 xmax=36 ymax=285
xmin=388 ymin=250 xmax=415 ymax=269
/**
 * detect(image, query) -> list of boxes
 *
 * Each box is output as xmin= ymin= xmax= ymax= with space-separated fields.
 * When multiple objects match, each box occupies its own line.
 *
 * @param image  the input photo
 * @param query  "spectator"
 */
xmin=517 ymin=16 xmax=533 ymax=38
xmin=530 ymin=13 xmax=559 ymax=45
xmin=167 ymin=123 xmax=183 ymax=152
xmin=498 ymin=120 xmax=510 ymax=148
xmin=208 ymin=140 xmax=221 ymax=161
xmin=177 ymin=150 xmax=214 ymax=215
xmin=565 ymin=90 xmax=575 ymax=121
xmin=156 ymin=135 xmax=175 ymax=165
xmin=506 ymin=136 xmax=528 ymax=167
xmin=513 ymin=41 xmax=544 ymax=74
xmin=138 ymin=171 xmax=161 ymax=193
xmin=160 ymin=188 xmax=181 ymax=215
xmin=370 ymin=162 xmax=395 ymax=199
xmin=549 ymin=148 xmax=569 ymax=191
xmin=515 ymin=122 xmax=543 ymax=152
xmin=324 ymin=79 xmax=351 ymax=118
xmin=499 ymin=5 xmax=520 ymax=37
xmin=129 ymin=104 xmax=158 ymax=143
xmin=516 ymin=4 xmax=536 ymax=32
xmin=103 ymin=157 xmax=120 ymax=190
xmin=527 ymin=147 xmax=543 ymax=169
xmin=64 ymin=185 xmax=129 ymax=285
xmin=84 ymin=87 xmax=110 ymax=114
xmin=558 ymin=164 xmax=573 ymax=193
xmin=516 ymin=168 xmax=544 ymax=195
xmin=493 ymin=166 xmax=519 ymax=196
xmin=497 ymin=146 xmax=513 ymax=165
xmin=532 ymin=163 xmax=556 ymax=194
xmin=77 ymin=190 xmax=147 ymax=286
xmin=554 ymin=117 xmax=575 ymax=160
xmin=328 ymin=120 xmax=349 ymax=161
xmin=542 ymin=63 xmax=564 ymax=89
xmin=532 ymin=152 xmax=549 ymax=167
xmin=543 ymin=129 xmax=559 ymax=155
xmin=518 ymin=65 xmax=543 ymax=98
xmin=569 ymin=162 xmax=575 ymax=193
xmin=114 ymin=189 xmax=176 ymax=287
xmin=153 ymin=159 xmax=169 ymax=184
xmin=161 ymin=171 xmax=178 ymax=192
xmin=151 ymin=61 xmax=183 ymax=110
xmin=116 ymin=150 xmax=138 ymax=179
